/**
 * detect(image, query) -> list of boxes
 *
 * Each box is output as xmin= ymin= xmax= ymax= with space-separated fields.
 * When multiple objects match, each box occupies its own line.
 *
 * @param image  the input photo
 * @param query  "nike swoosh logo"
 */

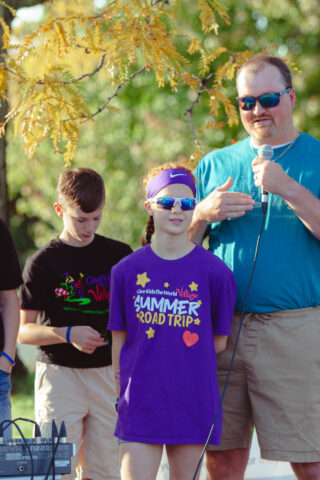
xmin=170 ymin=173 xmax=187 ymax=178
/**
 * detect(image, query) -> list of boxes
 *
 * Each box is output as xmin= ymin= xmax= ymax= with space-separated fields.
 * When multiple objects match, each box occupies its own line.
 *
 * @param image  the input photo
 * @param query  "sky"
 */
xmin=12 ymin=1 xmax=107 ymax=27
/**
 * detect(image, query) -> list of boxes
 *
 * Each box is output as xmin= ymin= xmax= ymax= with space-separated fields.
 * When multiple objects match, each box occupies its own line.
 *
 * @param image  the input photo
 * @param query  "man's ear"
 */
xmin=144 ymin=200 xmax=153 ymax=217
xmin=54 ymin=203 xmax=63 ymax=218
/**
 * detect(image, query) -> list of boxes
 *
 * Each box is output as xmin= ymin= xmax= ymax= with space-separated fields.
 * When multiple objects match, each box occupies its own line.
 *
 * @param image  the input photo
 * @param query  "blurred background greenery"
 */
xmin=11 ymin=371 xmax=35 ymax=437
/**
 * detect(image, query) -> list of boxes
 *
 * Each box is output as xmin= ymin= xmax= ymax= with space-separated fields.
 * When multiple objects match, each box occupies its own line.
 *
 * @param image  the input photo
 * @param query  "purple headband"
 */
xmin=147 ymin=169 xmax=196 ymax=199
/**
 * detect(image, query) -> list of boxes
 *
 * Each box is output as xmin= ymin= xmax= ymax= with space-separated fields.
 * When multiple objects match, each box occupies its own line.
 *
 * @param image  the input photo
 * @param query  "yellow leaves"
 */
xmin=199 ymin=46 xmax=227 ymax=76
xmin=116 ymin=5 xmax=188 ymax=88
xmin=223 ymin=96 xmax=239 ymax=127
xmin=233 ymin=50 xmax=254 ymax=70
xmin=209 ymin=0 xmax=230 ymax=26
xmin=0 ymin=17 xmax=10 ymax=50
xmin=93 ymin=25 xmax=102 ymax=49
xmin=0 ymin=65 xmax=7 ymax=100
xmin=188 ymin=37 xmax=203 ymax=56
xmin=61 ymin=121 xmax=79 ymax=166
xmin=2 ymin=0 xmax=250 ymax=166
xmin=208 ymin=89 xmax=238 ymax=127
xmin=208 ymin=90 xmax=224 ymax=117
xmin=182 ymin=72 xmax=201 ymax=91
xmin=189 ymin=146 xmax=204 ymax=168
xmin=198 ymin=0 xmax=219 ymax=35
xmin=206 ymin=121 xmax=225 ymax=129
xmin=53 ymin=21 xmax=69 ymax=57
xmin=215 ymin=57 xmax=237 ymax=86
xmin=197 ymin=0 xmax=229 ymax=34
xmin=4 ymin=72 xmax=91 ymax=166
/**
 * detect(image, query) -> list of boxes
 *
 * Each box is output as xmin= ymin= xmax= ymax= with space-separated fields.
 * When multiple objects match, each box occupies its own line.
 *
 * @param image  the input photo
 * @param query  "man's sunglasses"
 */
xmin=150 ymin=196 xmax=197 ymax=211
xmin=237 ymin=88 xmax=291 ymax=111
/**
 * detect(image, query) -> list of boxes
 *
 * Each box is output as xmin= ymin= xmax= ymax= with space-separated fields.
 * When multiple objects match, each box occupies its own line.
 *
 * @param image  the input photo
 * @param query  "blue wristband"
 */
xmin=1 ymin=351 xmax=15 ymax=366
xmin=66 ymin=326 xmax=72 ymax=344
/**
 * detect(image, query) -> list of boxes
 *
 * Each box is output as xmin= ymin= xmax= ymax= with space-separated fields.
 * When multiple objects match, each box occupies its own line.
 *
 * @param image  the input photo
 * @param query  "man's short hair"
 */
xmin=57 ymin=168 xmax=105 ymax=212
xmin=236 ymin=54 xmax=293 ymax=89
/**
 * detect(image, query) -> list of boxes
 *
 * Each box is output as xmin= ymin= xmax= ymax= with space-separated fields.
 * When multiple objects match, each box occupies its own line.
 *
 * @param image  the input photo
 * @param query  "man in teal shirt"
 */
xmin=190 ymin=54 xmax=320 ymax=480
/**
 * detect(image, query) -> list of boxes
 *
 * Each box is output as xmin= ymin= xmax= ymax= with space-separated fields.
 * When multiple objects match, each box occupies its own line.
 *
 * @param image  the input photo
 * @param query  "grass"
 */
xmin=11 ymin=371 xmax=35 ymax=438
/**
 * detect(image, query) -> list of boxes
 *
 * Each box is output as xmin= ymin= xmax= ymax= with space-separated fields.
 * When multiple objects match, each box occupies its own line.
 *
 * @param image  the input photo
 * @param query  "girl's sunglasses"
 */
xmin=150 ymin=196 xmax=197 ymax=211
xmin=236 ymin=88 xmax=291 ymax=111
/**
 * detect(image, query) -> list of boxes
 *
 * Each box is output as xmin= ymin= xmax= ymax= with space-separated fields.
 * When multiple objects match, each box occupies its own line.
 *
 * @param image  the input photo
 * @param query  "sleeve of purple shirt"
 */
xmin=108 ymin=264 xmax=126 ymax=331
xmin=210 ymin=260 xmax=237 ymax=335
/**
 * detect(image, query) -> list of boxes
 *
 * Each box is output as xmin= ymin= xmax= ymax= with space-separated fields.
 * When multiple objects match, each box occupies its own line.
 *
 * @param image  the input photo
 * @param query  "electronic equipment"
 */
xmin=0 ymin=420 xmax=75 ymax=479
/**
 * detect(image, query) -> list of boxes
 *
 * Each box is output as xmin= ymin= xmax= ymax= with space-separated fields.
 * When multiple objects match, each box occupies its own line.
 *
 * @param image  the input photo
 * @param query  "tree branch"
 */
xmin=183 ymin=73 xmax=215 ymax=153
xmin=88 ymin=65 xmax=146 ymax=120
xmin=75 ymin=54 xmax=106 ymax=82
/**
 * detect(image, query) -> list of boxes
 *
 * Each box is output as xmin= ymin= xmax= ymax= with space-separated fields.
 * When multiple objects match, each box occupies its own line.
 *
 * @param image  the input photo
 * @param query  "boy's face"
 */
xmin=54 ymin=202 xmax=104 ymax=247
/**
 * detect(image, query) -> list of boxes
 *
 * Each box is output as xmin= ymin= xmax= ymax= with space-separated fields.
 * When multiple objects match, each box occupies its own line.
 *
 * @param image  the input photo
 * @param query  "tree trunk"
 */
xmin=0 ymin=5 xmax=11 ymax=222
xmin=0 ymin=1 xmax=48 ymax=221
xmin=0 ymin=102 xmax=8 ymax=222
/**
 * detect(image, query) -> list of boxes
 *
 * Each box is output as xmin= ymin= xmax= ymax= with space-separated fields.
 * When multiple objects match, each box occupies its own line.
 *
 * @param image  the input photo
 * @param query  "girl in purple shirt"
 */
xmin=108 ymin=164 xmax=236 ymax=480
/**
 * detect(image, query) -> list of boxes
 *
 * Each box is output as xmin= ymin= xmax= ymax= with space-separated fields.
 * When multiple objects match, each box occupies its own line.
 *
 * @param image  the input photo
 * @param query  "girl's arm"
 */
xmin=112 ymin=330 xmax=127 ymax=397
xmin=214 ymin=334 xmax=228 ymax=354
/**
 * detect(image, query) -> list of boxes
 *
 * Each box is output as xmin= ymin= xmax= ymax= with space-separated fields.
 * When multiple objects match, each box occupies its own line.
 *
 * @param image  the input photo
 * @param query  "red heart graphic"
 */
xmin=183 ymin=330 xmax=199 ymax=347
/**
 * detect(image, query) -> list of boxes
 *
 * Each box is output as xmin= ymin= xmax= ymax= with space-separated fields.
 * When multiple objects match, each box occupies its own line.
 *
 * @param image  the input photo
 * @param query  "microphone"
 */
xmin=257 ymin=144 xmax=273 ymax=212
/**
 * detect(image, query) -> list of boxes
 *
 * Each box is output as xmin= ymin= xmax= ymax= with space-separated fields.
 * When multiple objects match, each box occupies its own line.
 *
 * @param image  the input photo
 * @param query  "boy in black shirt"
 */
xmin=19 ymin=168 xmax=132 ymax=480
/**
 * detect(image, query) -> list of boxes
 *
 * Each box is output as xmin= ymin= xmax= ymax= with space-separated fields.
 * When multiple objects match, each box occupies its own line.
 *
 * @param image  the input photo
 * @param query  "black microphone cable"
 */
xmin=192 ymin=207 xmax=267 ymax=480
xmin=1 ymin=418 xmax=37 ymax=480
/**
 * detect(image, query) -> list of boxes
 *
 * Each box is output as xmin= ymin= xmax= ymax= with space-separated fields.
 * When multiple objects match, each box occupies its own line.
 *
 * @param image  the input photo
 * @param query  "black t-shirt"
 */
xmin=0 ymin=219 xmax=23 ymax=350
xmin=20 ymin=234 xmax=132 ymax=368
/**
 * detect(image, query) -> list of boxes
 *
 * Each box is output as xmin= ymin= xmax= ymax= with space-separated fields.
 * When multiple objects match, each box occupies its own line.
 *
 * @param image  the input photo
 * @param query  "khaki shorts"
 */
xmin=35 ymin=363 xmax=120 ymax=480
xmin=207 ymin=307 xmax=320 ymax=462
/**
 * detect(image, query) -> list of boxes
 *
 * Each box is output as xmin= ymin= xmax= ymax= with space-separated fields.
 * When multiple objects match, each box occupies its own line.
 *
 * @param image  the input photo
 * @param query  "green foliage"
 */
xmin=11 ymin=371 xmax=35 ymax=438
xmin=4 ymin=0 xmax=320 ymax=259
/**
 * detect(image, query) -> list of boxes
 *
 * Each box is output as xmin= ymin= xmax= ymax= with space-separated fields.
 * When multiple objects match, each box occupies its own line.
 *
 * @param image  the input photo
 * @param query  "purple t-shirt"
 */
xmin=108 ymin=244 xmax=236 ymax=445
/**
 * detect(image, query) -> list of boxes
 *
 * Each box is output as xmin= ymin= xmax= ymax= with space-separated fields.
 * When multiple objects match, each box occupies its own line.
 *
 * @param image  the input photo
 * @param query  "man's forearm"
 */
xmin=188 ymin=208 xmax=208 ymax=244
xmin=282 ymin=178 xmax=320 ymax=240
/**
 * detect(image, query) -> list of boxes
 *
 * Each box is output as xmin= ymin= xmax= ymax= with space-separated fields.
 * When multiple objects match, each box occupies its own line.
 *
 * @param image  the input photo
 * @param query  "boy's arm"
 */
xmin=18 ymin=309 xmax=104 ymax=354
xmin=213 ymin=334 xmax=228 ymax=354
xmin=0 ymin=289 xmax=20 ymax=373
xmin=111 ymin=330 xmax=127 ymax=398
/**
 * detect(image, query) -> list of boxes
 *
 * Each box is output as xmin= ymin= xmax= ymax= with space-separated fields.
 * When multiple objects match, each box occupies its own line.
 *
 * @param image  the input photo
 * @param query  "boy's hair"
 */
xmin=236 ymin=54 xmax=293 ymax=89
xmin=141 ymin=163 xmax=195 ymax=246
xmin=57 ymin=168 xmax=105 ymax=213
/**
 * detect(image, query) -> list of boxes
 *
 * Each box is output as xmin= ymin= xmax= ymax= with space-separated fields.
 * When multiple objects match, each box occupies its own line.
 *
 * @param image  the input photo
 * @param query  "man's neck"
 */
xmin=250 ymin=130 xmax=299 ymax=149
xmin=251 ymin=138 xmax=291 ymax=149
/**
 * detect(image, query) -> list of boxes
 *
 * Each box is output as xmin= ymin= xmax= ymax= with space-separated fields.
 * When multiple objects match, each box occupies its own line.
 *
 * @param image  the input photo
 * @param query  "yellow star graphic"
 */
xmin=136 ymin=272 xmax=150 ymax=288
xmin=164 ymin=282 xmax=170 ymax=288
xmin=194 ymin=318 xmax=201 ymax=325
xmin=189 ymin=281 xmax=198 ymax=292
xmin=146 ymin=327 xmax=155 ymax=339
xmin=198 ymin=300 xmax=202 ymax=306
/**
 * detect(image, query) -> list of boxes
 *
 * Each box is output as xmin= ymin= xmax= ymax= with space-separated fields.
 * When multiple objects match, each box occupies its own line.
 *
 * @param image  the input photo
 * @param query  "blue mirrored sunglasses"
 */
xmin=150 ymin=196 xmax=197 ymax=211
xmin=237 ymin=88 xmax=291 ymax=111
